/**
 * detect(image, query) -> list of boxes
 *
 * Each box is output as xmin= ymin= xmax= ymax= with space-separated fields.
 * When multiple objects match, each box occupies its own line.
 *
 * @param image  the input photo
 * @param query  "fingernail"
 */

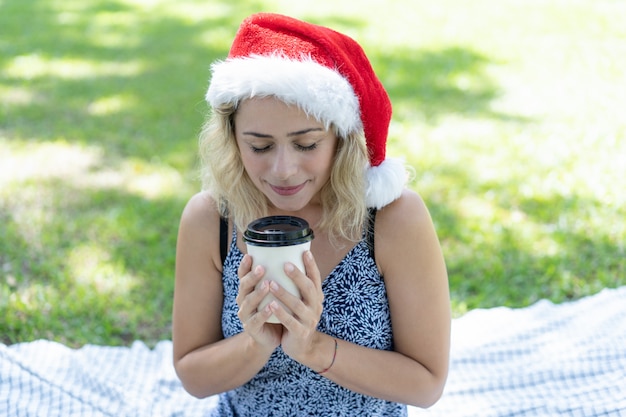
xmin=270 ymin=281 xmax=279 ymax=291
xmin=284 ymin=263 xmax=294 ymax=273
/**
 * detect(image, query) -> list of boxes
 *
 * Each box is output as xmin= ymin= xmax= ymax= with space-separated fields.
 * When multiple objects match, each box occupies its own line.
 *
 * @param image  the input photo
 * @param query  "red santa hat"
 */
xmin=206 ymin=13 xmax=406 ymax=208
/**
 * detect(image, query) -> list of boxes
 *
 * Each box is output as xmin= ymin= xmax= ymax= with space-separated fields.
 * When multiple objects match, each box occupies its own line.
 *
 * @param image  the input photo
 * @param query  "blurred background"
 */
xmin=1 ymin=0 xmax=624 ymax=347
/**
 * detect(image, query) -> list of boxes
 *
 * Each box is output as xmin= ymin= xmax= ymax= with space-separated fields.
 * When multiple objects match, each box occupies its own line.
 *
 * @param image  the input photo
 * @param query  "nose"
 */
xmin=271 ymin=146 xmax=298 ymax=180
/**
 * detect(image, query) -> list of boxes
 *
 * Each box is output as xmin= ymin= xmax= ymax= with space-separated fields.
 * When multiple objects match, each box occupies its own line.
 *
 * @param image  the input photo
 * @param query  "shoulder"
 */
xmin=178 ymin=191 xmax=225 ymax=237
xmin=374 ymin=189 xmax=443 ymax=274
xmin=177 ymin=191 xmax=223 ymax=270
xmin=375 ymin=188 xmax=432 ymax=235
xmin=181 ymin=191 xmax=220 ymax=220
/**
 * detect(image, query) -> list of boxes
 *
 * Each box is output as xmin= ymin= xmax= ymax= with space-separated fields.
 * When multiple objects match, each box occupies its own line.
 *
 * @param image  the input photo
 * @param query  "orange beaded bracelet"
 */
xmin=317 ymin=338 xmax=338 ymax=374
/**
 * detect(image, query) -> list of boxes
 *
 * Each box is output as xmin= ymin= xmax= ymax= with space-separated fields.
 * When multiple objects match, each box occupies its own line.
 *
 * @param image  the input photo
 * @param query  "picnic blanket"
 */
xmin=2 ymin=286 xmax=625 ymax=417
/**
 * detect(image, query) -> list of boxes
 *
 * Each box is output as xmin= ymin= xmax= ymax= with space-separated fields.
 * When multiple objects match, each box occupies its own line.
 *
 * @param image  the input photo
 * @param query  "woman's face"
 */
xmin=234 ymin=97 xmax=338 ymax=213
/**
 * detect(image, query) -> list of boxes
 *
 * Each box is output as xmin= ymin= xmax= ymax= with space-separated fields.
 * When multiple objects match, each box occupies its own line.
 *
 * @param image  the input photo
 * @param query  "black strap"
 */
xmin=219 ymin=216 xmax=228 ymax=265
xmin=366 ymin=208 xmax=377 ymax=263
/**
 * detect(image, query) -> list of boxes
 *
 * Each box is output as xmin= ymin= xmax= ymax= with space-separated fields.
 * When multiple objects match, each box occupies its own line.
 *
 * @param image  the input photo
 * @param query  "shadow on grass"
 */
xmin=1 ymin=0 xmax=267 ymax=345
xmin=0 ymin=0 xmax=268 ymax=169
xmin=0 ymin=0 xmax=523 ymax=165
xmin=2 ymin=0 xmax=623 ymax=346
xmin=0 ymin=179 xmax=188 ymax=347
xmin=375 ymin=46 xmax=519 ymax=123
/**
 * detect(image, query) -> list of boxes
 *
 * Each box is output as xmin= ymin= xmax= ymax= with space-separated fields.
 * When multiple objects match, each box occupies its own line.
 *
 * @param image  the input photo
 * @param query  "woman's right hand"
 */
xmin=236 ymin=254 xmax=283 ymax=351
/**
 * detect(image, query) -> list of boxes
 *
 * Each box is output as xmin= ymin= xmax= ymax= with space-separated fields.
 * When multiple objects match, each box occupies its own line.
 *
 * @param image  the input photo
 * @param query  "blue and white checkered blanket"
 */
xmin=2 ymin=286 xmax=625 ymax=416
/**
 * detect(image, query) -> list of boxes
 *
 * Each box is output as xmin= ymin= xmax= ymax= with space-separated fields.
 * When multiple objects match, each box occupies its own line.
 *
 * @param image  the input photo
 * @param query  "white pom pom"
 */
xmin=365 ymin=158 xmax=407 ymax=209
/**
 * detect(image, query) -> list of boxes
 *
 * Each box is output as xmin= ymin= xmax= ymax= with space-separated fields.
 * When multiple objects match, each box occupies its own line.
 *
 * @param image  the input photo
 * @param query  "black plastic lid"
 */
xmin=243 ymin=216 xmax=314 ymax=247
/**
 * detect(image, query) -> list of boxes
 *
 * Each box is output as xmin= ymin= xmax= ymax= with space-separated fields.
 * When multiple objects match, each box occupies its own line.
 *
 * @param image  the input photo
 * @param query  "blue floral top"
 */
xmin=209 ymin=226 xmax=407 ymax=417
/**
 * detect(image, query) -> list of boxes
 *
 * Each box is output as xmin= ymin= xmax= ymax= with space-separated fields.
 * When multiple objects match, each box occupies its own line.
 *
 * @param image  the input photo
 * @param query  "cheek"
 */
xmin=239 ymin=151 xmax=262 ymax=174
xmin=314 ymin=150 xmax=336 ymax=176
xmin=240 ymin=155 xmax=273 ymax=187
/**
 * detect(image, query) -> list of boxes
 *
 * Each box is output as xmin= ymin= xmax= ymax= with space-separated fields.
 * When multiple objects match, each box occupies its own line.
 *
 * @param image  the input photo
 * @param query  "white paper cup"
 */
xmin=243 ymin=216 xmax=314 ymax=323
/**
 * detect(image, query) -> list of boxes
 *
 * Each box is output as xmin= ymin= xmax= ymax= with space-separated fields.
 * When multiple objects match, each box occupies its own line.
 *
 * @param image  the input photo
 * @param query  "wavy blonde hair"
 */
xmin=199 ymin=101 xmax=369 ymax=243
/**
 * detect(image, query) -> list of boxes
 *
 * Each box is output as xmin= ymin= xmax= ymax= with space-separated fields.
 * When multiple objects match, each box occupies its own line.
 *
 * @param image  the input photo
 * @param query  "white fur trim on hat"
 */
xmin=206 ymin=55 xmax=362 ymax=138
xmin=366 ymin=158 xmax=407 ymax=209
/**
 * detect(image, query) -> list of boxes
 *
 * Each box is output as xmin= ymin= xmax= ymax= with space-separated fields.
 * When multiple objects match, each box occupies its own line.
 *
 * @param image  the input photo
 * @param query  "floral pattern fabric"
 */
xmin=209 ymin=226 xmax=407 ymax=417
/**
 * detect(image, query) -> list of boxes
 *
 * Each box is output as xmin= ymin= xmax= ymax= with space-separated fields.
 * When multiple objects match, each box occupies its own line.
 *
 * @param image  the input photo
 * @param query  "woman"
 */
xmin=173 ymin=13 xmax=450 ymax=416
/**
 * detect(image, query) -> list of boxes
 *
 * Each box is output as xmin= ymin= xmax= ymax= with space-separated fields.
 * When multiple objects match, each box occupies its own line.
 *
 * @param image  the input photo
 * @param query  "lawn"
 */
xmin=1 ymin=0 xmax=625 ymax=347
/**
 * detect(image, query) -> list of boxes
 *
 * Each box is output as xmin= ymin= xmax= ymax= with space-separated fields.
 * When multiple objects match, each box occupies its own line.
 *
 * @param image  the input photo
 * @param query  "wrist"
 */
xmin=316 ymin=337 xmax=338 ymax=374
xmin=243 ymin=332 xmax=277 ymax=359
xmin=308 ymin=334 xmax=338 ymax=374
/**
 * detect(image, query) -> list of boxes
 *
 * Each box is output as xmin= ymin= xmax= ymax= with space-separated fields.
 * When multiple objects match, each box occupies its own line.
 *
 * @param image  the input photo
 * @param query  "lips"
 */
xmin=270 ymin=183 xmax=306 ymax=196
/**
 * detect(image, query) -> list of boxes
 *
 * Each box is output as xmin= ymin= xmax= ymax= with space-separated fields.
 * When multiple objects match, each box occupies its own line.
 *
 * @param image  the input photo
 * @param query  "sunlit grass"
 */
xmin=1 ymin=0 xmax=624 ymax=346
xmin=87 ymin=94 xmax=137 ymax=116
xmin=0 ymin=141 xmax=101 ymax=183
xmin=69 ymin=243 xmax=139 ymax=294
xmin=5 ymin=55 xmax=145 ymax=80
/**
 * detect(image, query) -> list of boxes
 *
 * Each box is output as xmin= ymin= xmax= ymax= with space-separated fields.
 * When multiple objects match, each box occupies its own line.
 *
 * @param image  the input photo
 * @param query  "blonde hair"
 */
xmin=199 ymin=101 xmax=369 ymax=243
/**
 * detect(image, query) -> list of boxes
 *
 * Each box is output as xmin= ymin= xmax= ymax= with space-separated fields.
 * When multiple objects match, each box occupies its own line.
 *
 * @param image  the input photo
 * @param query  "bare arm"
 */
xmin=342 ymin=190 xmax=450 ymax=406
xmin=272 ymin=190 xmax=450 ymax=407
xmin=172 ymin=192 xmax=275 ymax=398
xmin=174 ymin=190 xmax=450 ymax=406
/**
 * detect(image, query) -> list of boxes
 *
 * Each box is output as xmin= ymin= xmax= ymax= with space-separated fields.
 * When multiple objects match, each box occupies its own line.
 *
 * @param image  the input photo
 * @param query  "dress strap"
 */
xmin=219 ymin=216 xmax=228 ymax=265
xmin=366 ymin=208 xmax=377 ymax=262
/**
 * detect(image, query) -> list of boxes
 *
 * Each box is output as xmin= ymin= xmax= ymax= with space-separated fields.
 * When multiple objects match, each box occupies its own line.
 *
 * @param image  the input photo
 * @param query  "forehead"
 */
xmin=235 ymin=97 xmax=326 ymax=129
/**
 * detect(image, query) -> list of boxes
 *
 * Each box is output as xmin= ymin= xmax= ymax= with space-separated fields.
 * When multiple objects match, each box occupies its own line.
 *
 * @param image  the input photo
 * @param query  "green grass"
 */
xmin=1 ymin=0 xmax=625 ymax=347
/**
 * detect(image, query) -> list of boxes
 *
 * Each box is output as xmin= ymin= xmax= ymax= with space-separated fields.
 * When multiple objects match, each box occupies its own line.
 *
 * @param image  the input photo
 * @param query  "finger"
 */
xmin=237 ymin=263 xmax=265 ymax=298
xmin=269 ymin=280 xmax=300 ymax=309
xmin=237 ymin=280 xmax=270 ymax=319
xmin=237 ymin=254 xmax=253 ymax=278
xmin=269 ymin=280 xmax=320 ymax=328
xmin=268 ymin=300 xmax=296 ymax=328
xmin=236 ymin=264 xmax=266 ymax=308
xmin=236 ymin=255 xmax=255 ymax=296
xmin=243 ymin=298 xmax=275 ymax=329
xmin=279 ymin=264 xmax=312 ymax=305
xmin=303 ymin=251 xmax=322 ymax=288
xmin=284 ymin=260 xmax=323 ymax=308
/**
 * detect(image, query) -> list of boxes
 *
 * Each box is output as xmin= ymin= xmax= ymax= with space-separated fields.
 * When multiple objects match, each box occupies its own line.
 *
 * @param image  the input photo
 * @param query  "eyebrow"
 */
xmin=287 ymin=127 xmax=324 ymax=137
xmin=242 ymin=127 xmax=324 ymax=138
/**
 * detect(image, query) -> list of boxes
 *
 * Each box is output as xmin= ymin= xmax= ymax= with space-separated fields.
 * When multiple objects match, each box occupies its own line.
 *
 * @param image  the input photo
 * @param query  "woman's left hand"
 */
xmin=267 ymin=250 xmax=325 ymax=363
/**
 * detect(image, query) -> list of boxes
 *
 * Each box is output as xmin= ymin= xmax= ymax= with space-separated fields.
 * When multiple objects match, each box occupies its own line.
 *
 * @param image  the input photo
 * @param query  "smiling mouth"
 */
xmin=270 ymin=183 xmax=306 ymax=196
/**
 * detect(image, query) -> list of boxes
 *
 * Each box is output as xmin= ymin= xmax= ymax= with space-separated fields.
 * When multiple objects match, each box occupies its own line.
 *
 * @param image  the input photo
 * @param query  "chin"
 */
xmin=264 ymin=188 xmax=317 ymax=213
xmin=267 ymin=196 xmax=312 ymax=213
xmin=269 ymin=202 xmax=307 ymax=214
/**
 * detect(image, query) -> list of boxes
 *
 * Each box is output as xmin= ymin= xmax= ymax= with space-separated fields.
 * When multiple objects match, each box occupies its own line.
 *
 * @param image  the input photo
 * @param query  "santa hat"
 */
xmin=206 ymin=13 xmax=405 ymax=209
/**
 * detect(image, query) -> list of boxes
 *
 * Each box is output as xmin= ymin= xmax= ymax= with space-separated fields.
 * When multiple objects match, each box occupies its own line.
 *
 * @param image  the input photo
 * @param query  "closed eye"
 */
xmin=250 ymin=144 xmax=272 ymax=153
xmin=295 ymin=142 xmax=318 ymax=152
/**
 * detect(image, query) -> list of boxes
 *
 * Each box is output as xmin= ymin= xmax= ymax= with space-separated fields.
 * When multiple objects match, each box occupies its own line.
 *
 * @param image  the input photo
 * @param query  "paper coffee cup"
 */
xmin=243 ymin=216 xmax=314 ymax=323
